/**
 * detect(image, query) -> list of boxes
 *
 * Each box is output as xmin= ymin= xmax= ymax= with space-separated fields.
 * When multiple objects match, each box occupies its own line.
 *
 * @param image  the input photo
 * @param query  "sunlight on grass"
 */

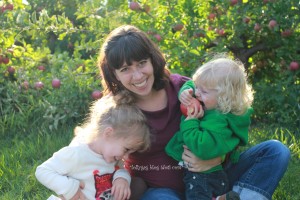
xmin=0 ymin=126 xmax=74 ymax=199
xmin=0 ymin=124 xmax=299 ymax=199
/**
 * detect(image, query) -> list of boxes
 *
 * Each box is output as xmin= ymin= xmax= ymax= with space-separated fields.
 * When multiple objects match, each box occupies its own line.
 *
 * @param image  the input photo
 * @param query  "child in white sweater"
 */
xmin=35 ymin=92 xmax=151 ymax=200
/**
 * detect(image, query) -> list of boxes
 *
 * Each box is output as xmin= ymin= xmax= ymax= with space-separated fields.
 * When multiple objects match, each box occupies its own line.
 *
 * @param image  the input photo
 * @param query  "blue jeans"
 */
xmin=183 ymin=170 xmax=228 ymax=200
xmin=225 ymin=140 xmax=290 ymax=200
xmin=140 ymin=187 xmax=184 ymax=200
xmin=140 ymin=140 xmax=290 ymax=200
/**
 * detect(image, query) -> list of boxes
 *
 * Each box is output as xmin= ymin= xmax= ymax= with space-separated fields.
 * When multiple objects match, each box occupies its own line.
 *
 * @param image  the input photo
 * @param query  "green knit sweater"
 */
xmin=165 ymin=81 xmax=253 ymax=173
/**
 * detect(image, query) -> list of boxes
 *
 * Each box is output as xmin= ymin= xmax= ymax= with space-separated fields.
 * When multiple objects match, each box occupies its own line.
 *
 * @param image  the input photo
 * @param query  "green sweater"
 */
xmin=165 ymin=81 xmax=253 ymax=173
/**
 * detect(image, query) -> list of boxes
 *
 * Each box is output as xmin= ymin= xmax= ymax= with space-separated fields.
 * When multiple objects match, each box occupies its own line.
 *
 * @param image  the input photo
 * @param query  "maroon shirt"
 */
xmin=124 ymin=74 xmax=190 ymax=193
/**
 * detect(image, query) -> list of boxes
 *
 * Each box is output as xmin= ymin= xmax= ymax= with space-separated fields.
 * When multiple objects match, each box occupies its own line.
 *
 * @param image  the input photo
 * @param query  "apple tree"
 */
xmin=0 ymin=0 xmax=101 ymax=132
xmin=124 ymin=0 xmax=299 ymax=128
xmin=1 ymin=0 xmax=299 ymax=131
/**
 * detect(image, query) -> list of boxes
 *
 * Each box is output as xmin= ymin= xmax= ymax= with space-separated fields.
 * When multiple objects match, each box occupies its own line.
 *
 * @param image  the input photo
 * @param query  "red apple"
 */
xmin=34 ymin=81 xmax=44 ymax=90
xmin=173 ymin=24 xmax=184 ymax=31
xmin=143 ymin=4 xmax=150 ymax=13
xmin=2 ymin=57 xmax=9 ymax=64
xmin=254 ymin=23 xmax=261 ymax=32
xmin=153 ymin=34 xmax=162 ymax=42
xmin=22 ymin=81 xmax=29 ymax=90
xmin=208 ymin=13 xmax=216 ymax=20
xmin=268 ymin=20 xmax=277 ymax=29
xmin=230 ymin=0 xmax=238 ymax=6
xmin=243 ymin=17 xmax=251 ymax=24
xmin=193 ymin=32 xmax=205 ymax=38
xmin=52 ymin=78 xmax=61 ymax=89
xmin=129 ymin=2 xmax=141 ymax=11
xmin=5 ymin=4 xmax=13 ymax=10
xmin=37 ymin=65 xmax=46 ymax=71
xmin=218 ymin=29 xmax=226 ymax=36
xmin=281 ymin=29 xmax=292 ymax=37
xmin=91 ymin=90 xmax=103 ymax=100
xmin=180 ymin=98 xmax=201 ymax=117
xmin=289 ymin=61 xmax=299 ymax=71
xmin=7 ymin=66 xmax=15 ymax=74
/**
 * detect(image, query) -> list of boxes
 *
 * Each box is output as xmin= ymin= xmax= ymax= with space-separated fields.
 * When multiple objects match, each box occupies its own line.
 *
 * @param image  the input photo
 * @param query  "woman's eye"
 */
xmin=120 ymin=67 xmax=128 ymax=72
xmin=139 ymin=60 xmax=147 ymax=66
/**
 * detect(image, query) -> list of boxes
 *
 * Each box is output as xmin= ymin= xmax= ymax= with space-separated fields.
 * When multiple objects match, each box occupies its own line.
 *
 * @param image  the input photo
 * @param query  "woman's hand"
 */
xmin=112 ymin=178 xmax=131 ymax=200
xmin=182 ymin=145 xmax=222 ymax=172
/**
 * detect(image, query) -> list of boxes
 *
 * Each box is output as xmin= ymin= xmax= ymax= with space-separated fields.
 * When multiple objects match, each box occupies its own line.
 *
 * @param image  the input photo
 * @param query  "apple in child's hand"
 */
xmin=180 ymin=98 xmax=201 ymax=117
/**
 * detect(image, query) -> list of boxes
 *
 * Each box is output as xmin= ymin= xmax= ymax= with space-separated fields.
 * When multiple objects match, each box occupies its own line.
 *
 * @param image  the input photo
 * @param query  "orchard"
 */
xmin=1 ymin=1 xmax=300 ymax=199
xmin=1 ymin=0 xmax=299 ymax=131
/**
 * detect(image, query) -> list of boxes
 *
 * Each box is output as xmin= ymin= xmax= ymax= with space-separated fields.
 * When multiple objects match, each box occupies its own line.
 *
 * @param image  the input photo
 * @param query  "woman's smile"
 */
xmin=133 ymin=79 xmax=147 ymax=88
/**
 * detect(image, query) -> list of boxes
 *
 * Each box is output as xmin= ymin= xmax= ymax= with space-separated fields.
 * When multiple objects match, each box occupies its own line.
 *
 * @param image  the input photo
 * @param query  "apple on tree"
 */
xmin=22 ymin=81 xmax=29 ymax=90
xmin=2 ymin=57 xmax=9 ymax=64
xmin=243 ymin=17 xmax=251 ymax=24
xmin=91 ymin=90 xmax=103 ymax=100
xmin=289 ymin=61 xmax=299 ymax=71
xmin=34 ymin=81 xmax=44 ymax=90
xmin=7 ymin=66 xmax=15 ymax=74
xmin=208 ymin=13 xmax=216 ymax=21
xmin=143 ymin=4 xmax=150 ymax=13
xmin=281 ymin=29 xmax=292 ymax=37
xmin=218 ymin=29 xmax=226 ymax=36
xmin=37 ymin=65 xmax=46 ymax=71
xmin=172 ymin=24 xmax=184 ymax=32
xmin=230 ymin=0 xmax=238 ymax=6
xmin=153 ymin=34 xmax=162 ymax=42
xmin=5 ymin=4 xmax=13 ymax=11
xmin=268 ymin=20 xmax=277 ymax=29
xmin=254 ymin=23 xmax=261 ymax=32
xmin=52 ymin=78 xmax=61 ymax=89
xmin=129 ymin=2 xmax=141 ymax=11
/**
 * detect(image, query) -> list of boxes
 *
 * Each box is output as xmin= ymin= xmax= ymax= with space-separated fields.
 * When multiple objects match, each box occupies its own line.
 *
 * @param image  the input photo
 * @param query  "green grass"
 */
xmin=0 ymin=126 xmax=74 ymax=199
xmin=0 ymin=124 xmax=299 ymax=199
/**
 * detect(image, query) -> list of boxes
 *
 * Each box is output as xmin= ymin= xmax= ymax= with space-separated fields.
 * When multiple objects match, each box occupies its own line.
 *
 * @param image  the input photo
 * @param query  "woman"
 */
xmin=98 ymin=25 xmax=290 ymax=200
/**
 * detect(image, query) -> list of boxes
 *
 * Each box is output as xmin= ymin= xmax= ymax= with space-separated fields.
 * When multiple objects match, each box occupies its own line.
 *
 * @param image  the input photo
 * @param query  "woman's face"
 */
xmin=114 ymin=58 xmax=154 ymax=97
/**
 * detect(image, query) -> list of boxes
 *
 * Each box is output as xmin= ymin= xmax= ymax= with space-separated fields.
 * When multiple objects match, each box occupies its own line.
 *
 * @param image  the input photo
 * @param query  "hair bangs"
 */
xmin=107 ymin=34 xmax=150 ymax=69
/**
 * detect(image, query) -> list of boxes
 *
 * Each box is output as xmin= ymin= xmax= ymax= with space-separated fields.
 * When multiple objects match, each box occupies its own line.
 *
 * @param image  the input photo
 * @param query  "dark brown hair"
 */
xmin=98 ymin=25 xmax=170 ymax=95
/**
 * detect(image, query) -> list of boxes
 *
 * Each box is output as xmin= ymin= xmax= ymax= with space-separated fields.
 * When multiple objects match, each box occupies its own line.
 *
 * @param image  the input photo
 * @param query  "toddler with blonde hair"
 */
xmin=166 ymin=55 xmax=254 ymax=200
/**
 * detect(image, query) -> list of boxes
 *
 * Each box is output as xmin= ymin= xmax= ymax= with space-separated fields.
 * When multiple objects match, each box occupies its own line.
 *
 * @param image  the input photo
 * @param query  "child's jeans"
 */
xmin=183 ymin=169 xmax=228 ymax=200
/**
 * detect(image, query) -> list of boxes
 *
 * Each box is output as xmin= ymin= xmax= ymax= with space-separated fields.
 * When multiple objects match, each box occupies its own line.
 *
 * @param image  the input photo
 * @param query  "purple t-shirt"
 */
xmin=124 ymin=74 xmax=190 ymax=193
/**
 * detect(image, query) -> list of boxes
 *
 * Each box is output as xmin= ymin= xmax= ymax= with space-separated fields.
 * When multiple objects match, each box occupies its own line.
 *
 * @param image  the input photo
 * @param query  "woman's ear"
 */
xmin=103 ymin=127 xmax=114 ymax=138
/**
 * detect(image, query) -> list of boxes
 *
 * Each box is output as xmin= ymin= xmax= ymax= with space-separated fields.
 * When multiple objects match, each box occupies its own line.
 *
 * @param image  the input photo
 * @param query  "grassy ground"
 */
xmin=0 ymin=124 xmax=299 ymax=199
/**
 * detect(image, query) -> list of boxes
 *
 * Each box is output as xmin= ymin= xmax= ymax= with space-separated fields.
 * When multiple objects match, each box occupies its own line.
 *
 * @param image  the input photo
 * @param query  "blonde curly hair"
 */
xmin=193 ymin=56 xmax=254 ymax=115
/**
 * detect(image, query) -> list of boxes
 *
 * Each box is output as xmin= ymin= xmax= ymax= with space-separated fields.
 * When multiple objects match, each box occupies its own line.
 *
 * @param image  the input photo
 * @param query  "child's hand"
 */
xmin=111 ymin=178 xmax=131 ymax=200
xmin=68 ymin=181 xmax=86 ymax=200
xmin=185 ymin=99 xmax=204 ymax=120
xmin=179 ymin=89 xmax=193 ymax=106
